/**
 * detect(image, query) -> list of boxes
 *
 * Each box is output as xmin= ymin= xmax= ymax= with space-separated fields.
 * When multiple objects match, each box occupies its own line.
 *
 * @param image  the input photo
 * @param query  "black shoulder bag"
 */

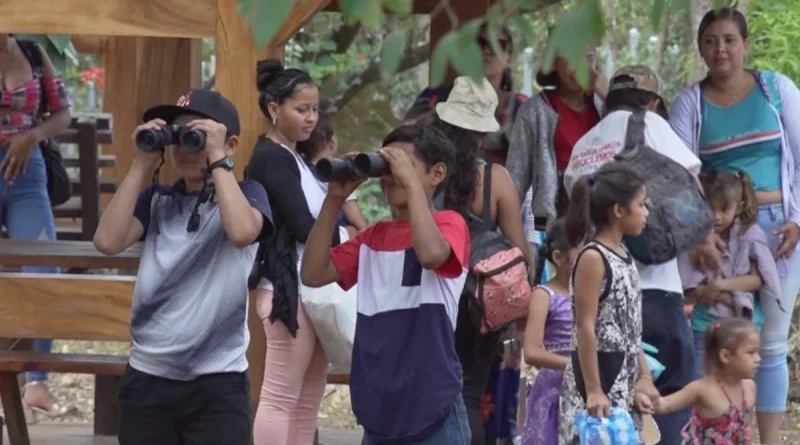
xmin=17 ymin=39 xmax=71 ymax=207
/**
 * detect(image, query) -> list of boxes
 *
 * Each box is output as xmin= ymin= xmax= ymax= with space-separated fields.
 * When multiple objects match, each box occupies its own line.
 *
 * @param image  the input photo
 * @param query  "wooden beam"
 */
xmin=71 ymin=36 xmax=107 ymax=54
xmin=102 ymin=37 xmax=139 ymax=186
xmin=273 ymin=0 xmax=334 ymax=46
xmin=215 ymin=1 xmax=278 ymax=409
xmin=0 ymin=0 xmax=215 ymax=38
xmin=0 ymin=274 xmax=134 ymax=342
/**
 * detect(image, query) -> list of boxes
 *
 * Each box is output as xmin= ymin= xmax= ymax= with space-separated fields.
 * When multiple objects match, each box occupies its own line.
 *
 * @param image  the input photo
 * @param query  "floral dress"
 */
xmin=681 ymin=382 xmax=752 ymax=445
xmin=557 ymin=241 xmax=643 ymax=445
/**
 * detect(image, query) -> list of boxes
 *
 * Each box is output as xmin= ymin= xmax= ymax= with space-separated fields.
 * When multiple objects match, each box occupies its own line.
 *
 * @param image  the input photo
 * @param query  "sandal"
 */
xmin=21 ymin=381 xmax=77 ymax=424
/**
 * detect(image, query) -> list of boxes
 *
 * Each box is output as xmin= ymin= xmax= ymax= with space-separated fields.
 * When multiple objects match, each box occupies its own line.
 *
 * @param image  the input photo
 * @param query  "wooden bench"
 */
xmin=0 ymin=239 xmax=351 ymax=445
xmin=52 ymin=113 xmax=115 ymax=242
xmin=0 ymin=273 xmax=135 ymax=445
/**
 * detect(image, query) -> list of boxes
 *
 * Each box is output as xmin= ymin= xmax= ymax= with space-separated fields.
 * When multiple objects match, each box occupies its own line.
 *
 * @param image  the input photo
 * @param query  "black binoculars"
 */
xmin=314 ymin=152 xmax=389 ymax=182
xmin=135 ymin=123 xmax=207 ymax=153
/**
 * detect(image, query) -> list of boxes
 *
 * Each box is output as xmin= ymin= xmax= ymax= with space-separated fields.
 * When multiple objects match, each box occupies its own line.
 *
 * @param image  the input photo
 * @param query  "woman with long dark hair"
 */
xmin=246 ymin=59 xmax=334 ymax=445
xmin=407 ymin=24 xmax=527 ymax=166
xmin=428 ymin=76 xmax=531 ymax=445
xmin=507 ymin=43 xmax=606 ymax=225
xmin=0 ymin=35 xmax=74 ymax=421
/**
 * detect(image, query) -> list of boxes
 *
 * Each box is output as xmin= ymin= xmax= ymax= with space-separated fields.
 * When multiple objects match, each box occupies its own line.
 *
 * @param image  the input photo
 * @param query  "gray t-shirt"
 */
xmin=130 ymin=180 xmax=272 ymax=380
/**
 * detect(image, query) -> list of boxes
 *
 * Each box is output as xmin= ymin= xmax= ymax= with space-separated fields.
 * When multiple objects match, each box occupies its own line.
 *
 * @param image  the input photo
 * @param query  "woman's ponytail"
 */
xmin=533 ymin=243 xmax=549 ymax=286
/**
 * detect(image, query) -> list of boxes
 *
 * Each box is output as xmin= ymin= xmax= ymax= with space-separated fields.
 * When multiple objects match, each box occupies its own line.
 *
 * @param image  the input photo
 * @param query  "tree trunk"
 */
xmin=687 ymin=0 xmax=713 ymax=85
xmin=654 ymin=9 xmax=670 ymax=73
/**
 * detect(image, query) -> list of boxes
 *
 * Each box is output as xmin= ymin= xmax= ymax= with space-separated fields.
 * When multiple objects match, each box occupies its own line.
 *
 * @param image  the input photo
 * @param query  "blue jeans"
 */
xmin=752 ymin=204 xmax=800 ymax=412
xmin=641 ymin=290 xmax=694 ymax=445
xmin=362 ymin=394 xmax=470 ymax=445
xmin=0 ymin=146 xmax=59 ymax=382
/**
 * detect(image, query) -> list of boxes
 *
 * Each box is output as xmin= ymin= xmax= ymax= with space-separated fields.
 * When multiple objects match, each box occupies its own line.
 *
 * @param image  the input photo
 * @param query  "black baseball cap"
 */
xmin=142 ymin=88 xmax=241 ymax=136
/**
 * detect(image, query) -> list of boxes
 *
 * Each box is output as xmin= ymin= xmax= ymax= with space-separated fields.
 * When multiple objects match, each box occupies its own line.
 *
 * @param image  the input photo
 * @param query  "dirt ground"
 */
xmin=39 ymin=341 xmax=800 ymax=440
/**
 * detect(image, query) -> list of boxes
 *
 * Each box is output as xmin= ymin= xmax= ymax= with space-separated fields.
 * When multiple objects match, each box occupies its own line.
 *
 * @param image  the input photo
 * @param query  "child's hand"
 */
xmin=699 ymin=280 xmax=722 ymax=304
xmin=634 ymin=375 xmax=661 ymax=403
xmin=380 ymin=146 xmax=420 ymax=190
xmin=586 ymin=390 xmax=611 ymax=418
xmin=185 ymin=119 xmax=228 ymax=162
xmin=634 ymin=392 xmax=654 ymax=414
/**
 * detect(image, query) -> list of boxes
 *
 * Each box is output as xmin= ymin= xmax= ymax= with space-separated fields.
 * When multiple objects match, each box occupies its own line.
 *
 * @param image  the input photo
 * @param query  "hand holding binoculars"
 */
xmin=136 ymin=123 xmax=207 ymax=153
xmin=314 ymin=152 xmax=389 ymax=182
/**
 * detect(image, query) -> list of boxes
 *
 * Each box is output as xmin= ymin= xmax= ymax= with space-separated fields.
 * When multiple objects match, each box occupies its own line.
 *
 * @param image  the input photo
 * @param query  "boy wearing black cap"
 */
xmin=94 ymin=88 xmax=273 ymax=445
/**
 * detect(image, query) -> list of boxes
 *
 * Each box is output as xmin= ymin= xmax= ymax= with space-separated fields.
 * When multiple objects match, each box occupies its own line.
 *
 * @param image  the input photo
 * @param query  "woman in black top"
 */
xmin=247 ymin=59 xmax=339 ymax=445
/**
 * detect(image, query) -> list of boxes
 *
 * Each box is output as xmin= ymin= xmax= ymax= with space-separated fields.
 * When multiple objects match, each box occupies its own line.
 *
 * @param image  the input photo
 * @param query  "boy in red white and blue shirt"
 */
xmin=301 ymin=124 xmax=471 ymax=445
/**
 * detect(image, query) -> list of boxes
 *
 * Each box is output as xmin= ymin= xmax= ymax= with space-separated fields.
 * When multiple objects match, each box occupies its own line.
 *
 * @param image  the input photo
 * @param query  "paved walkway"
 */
xmin=3 ymin=422 xmax=364 ymax=445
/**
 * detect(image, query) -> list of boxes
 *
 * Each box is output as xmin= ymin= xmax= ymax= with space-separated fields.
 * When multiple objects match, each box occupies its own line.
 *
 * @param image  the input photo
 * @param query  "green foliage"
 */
xmin=747 ymin=0 xmax=800 ymax=83
xmin=13 ymin=34 xmax=78 ymax=73
xmin=283 ymin=13 xmax=423 ymax=152
xmin=237 ymin=0 xmax=699 ymax=91
xmin=356 ymin=179 xmax=392 ymax=223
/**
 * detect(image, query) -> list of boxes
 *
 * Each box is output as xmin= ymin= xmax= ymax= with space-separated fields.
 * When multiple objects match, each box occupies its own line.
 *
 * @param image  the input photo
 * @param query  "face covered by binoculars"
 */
xmin=314 ymin=152 xmax=389 ymax=182
xmin=135 ymin=123 xmax=207 ymax=153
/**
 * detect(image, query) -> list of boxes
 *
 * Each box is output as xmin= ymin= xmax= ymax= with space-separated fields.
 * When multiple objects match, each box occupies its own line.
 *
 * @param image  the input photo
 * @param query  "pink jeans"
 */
xmin=253 ymin=290 xmax=328 ymax=445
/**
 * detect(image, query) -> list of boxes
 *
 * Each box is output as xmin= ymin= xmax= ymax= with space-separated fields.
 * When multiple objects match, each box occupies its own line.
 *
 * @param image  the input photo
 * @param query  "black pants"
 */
xmin=118 ymin=365 xmax=251 ymax=445
xmin=454 ymin=294 xmax=502 ymax=445
xmin=641 ymin=289 xmax=695 ymax=445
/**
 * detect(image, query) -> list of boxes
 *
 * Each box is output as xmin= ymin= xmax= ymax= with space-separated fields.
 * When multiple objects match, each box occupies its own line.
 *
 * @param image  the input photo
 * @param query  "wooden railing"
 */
xmin=53 ymin=113 xmax=116 ymax=241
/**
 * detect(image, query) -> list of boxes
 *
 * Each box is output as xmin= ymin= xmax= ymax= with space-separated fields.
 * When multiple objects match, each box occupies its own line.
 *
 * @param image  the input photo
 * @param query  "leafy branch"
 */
xmin=323 ymin=41 xmax=430 ymax=113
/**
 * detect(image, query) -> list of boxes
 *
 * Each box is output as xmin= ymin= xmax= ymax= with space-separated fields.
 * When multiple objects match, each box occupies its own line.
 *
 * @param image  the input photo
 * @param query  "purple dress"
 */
xmin=521 ymin=285 xmax=573 ymax=445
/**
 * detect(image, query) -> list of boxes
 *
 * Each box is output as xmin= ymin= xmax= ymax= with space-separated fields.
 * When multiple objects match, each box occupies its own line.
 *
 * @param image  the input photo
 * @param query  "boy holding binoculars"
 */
xmin=94 ymin=88 xmax=273 ymax=445
xmin=301 ymin=124 xmax=472 ymax=445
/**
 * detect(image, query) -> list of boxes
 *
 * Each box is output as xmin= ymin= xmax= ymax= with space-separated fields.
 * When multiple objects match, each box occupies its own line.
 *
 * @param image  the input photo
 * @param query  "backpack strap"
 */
xmin=760 ymin=70 xmax=783 ymax=116
xmin=16 ymin=39 xmax=48 ymax=116
xmin=481 ymin=162 xmax=493 ymax=230
xmin=623 ymin=109 xmax=646 ymax=151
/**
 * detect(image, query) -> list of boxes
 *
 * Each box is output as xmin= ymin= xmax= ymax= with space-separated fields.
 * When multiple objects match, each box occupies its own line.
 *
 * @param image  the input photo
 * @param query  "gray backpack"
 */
xmin=614 ymin=110 xmax=713 ymax=265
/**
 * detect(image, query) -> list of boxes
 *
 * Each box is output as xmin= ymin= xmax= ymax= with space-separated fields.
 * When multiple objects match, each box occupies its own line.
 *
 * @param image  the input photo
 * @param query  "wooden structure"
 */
xmin=0 ymin=239 xmax=350 ymax=445
xmin=0 ymin=0 xmax=495 ymax=436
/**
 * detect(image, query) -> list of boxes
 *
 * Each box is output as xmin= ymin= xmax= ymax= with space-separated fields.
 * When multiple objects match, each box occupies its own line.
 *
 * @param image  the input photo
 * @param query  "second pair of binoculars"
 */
xmin=315 ymin=152 xmax=389 ymax=182
xmin=135 ymin=123 xmax=207 ymax=153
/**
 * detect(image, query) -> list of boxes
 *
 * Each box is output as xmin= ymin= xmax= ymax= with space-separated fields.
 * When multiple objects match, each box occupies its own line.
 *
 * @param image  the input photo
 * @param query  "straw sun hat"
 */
xmin=435 ymin=76 xmax=501 ymax=133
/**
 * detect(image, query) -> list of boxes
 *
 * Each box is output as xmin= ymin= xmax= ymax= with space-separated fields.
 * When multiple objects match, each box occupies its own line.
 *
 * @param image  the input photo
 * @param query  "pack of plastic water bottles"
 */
xmin=574 ymin=407 xmax=641 ymax=445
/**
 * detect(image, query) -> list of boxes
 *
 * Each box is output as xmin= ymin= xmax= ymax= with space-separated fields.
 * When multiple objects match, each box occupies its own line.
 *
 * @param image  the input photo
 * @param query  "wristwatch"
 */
xmin=207 ymin=156 xmax=234 ymax=172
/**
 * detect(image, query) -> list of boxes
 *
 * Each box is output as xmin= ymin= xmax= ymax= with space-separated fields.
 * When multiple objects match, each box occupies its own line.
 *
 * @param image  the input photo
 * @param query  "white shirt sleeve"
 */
xmin=521 ymin=187 xmax=539 ymax=245
xmin=345 ymin=190 xmax=358 ymax=202
xmin=643 ymin=112 xmax=702 ymax=175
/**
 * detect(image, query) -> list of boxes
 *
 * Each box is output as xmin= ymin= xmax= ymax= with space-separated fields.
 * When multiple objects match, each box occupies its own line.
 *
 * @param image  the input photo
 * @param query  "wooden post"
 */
xmin=215 ymin=0 xmax=275 ymax=409
xmin=215 ymin=0 xmax=332 ymax=410
xmin=103 ymin=37 xmax=203 ymax=183
xmin=215 ymin=0 xmax=278 ymax=180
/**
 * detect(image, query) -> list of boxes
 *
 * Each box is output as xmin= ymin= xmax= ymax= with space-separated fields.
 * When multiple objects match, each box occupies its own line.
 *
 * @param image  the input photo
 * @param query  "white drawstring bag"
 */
xmin=301 ymin=227 xmax=357 ymax=372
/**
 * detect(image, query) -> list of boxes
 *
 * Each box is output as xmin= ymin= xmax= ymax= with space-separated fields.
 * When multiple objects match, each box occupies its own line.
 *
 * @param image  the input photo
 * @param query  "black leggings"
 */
xmin=454 ymin=294 xmax=502 ymax=445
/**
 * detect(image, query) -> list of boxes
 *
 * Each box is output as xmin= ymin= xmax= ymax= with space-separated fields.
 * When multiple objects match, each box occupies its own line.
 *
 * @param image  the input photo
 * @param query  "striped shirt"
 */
xmin=699 ymin=87 xmax=782 ymax=191
xmin=330 ymin=210 xmax=469 ymax=442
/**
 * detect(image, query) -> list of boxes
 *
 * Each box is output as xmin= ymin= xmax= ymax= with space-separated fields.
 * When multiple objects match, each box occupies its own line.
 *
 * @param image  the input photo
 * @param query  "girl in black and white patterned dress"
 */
xmin=557 ymin=162 xmax=660 ymax=445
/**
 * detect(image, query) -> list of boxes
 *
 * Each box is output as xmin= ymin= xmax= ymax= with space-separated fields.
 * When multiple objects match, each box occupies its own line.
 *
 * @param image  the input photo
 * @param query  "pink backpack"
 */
xmin=465 ymin=164 xmax=532 ymax=333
